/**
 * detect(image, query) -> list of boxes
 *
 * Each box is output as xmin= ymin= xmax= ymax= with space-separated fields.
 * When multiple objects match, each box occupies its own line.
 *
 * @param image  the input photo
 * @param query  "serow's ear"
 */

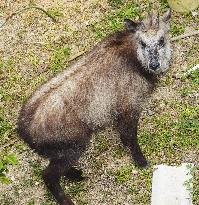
xmin=124 ymin=19 xmax=142 ymax=32
xmin=162 ymin=8 xmax=171 ymax=23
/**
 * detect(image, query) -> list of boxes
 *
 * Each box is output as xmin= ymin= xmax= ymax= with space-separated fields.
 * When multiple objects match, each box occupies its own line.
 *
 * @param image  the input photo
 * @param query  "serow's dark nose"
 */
xmin=149 ymin=62 xmax=160 ymax=71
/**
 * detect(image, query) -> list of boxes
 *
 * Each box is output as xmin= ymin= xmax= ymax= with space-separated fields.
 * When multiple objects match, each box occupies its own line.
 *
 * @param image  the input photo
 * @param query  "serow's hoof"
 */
xmin=135 ymin=159 xmax=150 ymax=169
xmin=65 ymin=167 xmax=85 ymax=182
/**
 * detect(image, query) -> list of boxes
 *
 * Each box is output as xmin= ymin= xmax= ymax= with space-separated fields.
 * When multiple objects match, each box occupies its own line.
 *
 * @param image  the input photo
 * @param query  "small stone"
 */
xmin=148 ymin=109 xmax=155 ymax=116
xmin=10 ymin=176 xmax=15 ymax=181
xmin=192 ymin=11 xmax=198 ymax=16
xmin=131 ymin=170 xmax=138 ymax=174
xmin=0 ymin=19 xmax=5 ymax=27
xmin=35 ymin=181 xmax=39 ymax=185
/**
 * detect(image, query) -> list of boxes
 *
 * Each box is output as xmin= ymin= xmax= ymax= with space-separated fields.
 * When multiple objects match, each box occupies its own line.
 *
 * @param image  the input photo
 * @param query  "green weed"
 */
xmin=27 ymin=200 xmax=34 ymax=205
xmin=0 ymin=154 xmax=18 ymax=184
xmin=180 ymin=87 xmax=190 ymax=97
xmin=170 ymin=23 xmax=185 ymax=36
xmin=158 ymin=0 xmax=169 ymax=10
xmin=128 ymin=168 xmax=152 ymax=203
xmin=68 ymin=183 xmax=86 ymax=197
xmin=95 ymin=135 xmax=109 ymax=156
xmin=0 ymin=115 xmax=14 ymax=142
xmin=92 ymin=3 xmax=141 ymax=39
xmin=108 ymin=0 xmax=124 ymax=8
xmin=114 ymin=165 xmax=133 ymax=184
xmin=108 ymin=0 xmax=123 ymax=8
xmin=30 ymin=161 xmax=43 ymax=181
xmin=193 ymin=169 xmax=199 ymax=203
xmin=49 ymin=46 xmax=71 ymax=73
xmin=47 ymin=8 xmax=64 ymax=19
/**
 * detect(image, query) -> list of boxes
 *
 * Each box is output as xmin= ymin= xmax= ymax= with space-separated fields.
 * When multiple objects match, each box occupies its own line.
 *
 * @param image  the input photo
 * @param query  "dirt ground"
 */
xmin=0 ymin=0 xmax=198 ymax=205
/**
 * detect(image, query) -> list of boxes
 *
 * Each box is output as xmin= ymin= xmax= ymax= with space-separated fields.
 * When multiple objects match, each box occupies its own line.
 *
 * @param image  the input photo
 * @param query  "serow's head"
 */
xmin=124 ymin=9 xmax=172 ymax=74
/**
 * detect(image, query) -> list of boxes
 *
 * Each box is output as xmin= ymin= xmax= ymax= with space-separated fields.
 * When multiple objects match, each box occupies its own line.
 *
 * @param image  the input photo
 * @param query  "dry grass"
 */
xmin=0 ymin=0 xmax=198 ymax=204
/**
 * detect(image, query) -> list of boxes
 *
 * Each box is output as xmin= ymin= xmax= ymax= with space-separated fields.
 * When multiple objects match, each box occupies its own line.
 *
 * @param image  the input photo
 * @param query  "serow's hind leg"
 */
xmin=42 ymin=159 xmax=75 ymax=205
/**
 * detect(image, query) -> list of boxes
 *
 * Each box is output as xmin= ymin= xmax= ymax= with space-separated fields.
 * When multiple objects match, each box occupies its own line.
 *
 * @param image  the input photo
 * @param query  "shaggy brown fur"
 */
xmin=17 ymin=9 xmax=171 ymax=205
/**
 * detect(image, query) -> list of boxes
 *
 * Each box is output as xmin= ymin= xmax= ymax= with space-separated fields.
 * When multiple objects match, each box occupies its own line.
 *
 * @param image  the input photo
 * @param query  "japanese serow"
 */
xmin=17 ymin=9 xmax=172 ymax=205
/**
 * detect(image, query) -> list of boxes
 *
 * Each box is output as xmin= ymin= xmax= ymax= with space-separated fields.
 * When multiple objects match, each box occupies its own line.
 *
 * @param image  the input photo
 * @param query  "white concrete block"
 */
xmin=151 ymin=163 xmax=194 ymax=205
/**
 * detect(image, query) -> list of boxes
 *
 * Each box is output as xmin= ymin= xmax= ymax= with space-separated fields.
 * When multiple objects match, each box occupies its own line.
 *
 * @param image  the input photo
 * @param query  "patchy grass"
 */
xmin=108 ymin=0 xmax=123 ymax=8
xmin=0 ymin=115 xmax=14 ymax=143
xmin=47 ymin=8 xmax=64 ymax=19
xmin=49 ymin=46 xmax=71 ymax=73
xmin=193 ymin=168 xmax=199 ymax=203
xmin=158 ymin=0 xmax=169 ymax=10
xmin=170 ymin=22 xmax=185 ymax=36
xmin=94 ymin=134 xmax=110 ymax=156
xmin=114 ymin=165 xmax=134 ymax=184
xmin=91 ymin=2 xmax=142 ymax=39
xmin=67 ymin=183 xmax=87 ymax=197
xmin=0 ymin=154 xmax=18 ymax=184
xmin=0 ymin=0 xmax=198 ymax=204
xmin=30 ymin=161 xmax=43 ymax=181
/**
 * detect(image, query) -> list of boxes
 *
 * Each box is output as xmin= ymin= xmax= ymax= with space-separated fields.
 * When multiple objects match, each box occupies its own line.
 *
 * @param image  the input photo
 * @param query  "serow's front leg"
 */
xmin=116 ymin=117 xmax=148 ymax=168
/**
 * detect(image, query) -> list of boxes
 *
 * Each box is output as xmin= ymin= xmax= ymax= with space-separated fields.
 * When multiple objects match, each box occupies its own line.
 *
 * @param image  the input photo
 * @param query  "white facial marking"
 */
xmin=136 ymin=28 xmax=171 ymax=74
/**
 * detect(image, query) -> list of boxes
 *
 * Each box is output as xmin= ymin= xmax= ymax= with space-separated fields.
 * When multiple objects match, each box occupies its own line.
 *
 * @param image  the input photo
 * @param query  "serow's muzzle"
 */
xmin=149 ymin=61 xmax=160 ymax=71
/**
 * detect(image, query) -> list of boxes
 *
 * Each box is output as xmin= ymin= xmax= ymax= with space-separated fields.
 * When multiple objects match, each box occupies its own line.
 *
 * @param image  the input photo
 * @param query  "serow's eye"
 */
xmin=159 ymin=37 xmax=165 ymax=47
xmin=140 ymin=41 xmax=146 ymax=48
